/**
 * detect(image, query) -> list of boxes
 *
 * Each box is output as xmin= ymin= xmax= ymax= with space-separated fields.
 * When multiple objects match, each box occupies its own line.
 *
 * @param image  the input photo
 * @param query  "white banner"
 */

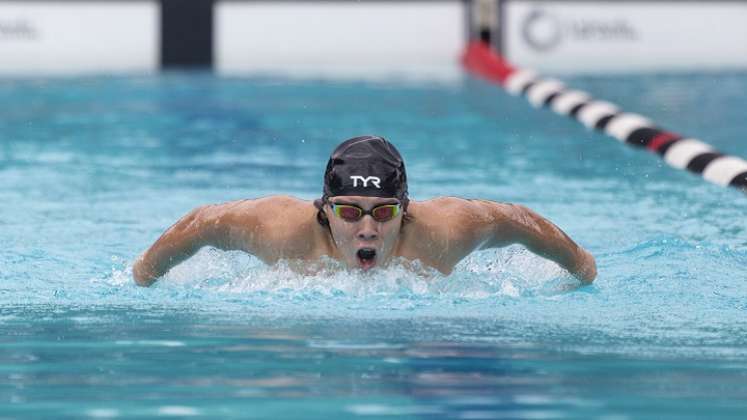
xmin=0 ymin=2 xmax=158 ymax=75
xmin=215 ymin=1 xmax=465 ymax=80
xmin=502 ymin=1 xmax=747 ymax=73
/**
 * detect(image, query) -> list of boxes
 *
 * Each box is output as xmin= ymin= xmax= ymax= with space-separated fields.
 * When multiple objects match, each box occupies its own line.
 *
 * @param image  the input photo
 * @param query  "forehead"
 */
xmin=328 ymin=195 xmax=399 ymax=206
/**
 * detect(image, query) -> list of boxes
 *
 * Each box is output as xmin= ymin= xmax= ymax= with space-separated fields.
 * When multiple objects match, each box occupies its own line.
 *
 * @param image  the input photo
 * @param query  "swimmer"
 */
xmin=133 ymin=136 xmax=596 ymax=286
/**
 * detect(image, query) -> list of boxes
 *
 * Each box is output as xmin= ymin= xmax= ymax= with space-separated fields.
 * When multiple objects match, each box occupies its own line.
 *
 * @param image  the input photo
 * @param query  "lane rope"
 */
xmin=462 ymin=40 xmax=747 ymax=194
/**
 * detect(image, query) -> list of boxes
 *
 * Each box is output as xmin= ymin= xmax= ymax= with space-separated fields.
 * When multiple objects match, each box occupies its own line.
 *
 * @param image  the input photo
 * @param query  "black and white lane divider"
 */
xmin=462 ymin=41 xmax=747 ymax=194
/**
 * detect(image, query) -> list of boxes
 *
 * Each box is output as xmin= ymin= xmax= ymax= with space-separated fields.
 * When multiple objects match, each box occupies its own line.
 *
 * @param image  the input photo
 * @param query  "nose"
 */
xmin=356 ymin=216 xmax=378 ymax=241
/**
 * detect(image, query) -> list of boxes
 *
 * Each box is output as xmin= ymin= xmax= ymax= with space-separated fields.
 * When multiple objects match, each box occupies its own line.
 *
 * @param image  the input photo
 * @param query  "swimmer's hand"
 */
xmin=133 ymin=255 xmax=158 ymax=287
xmin=570 ymin=248 xmax=597 ymax=284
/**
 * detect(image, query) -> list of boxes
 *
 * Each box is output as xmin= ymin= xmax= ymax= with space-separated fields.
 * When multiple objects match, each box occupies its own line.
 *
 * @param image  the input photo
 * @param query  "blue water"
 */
xmin=2 ymin=71 xmax=747 ymax=418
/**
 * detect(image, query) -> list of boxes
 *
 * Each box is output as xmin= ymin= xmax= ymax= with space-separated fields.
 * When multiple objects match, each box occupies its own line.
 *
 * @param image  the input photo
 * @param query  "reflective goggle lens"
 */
xmin=335 ymin=205 xmax=363 ymax=221
xmin=371 ymin=205 xmax=399 ymax=221
xmin=332 ymin=204 xmax=400 ymax=222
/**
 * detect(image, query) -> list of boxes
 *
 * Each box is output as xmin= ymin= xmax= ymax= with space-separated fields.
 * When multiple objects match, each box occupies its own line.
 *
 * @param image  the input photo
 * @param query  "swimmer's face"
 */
xmin=325 ymin=196 xmax=403 ymax=271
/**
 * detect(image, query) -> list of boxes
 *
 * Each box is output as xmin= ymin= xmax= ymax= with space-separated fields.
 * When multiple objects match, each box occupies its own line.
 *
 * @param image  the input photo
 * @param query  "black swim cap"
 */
xmin=319 ymin=135 xmax=409 ymax=208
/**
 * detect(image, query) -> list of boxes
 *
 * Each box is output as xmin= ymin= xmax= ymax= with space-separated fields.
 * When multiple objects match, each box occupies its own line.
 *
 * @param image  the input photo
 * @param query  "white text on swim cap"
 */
xmin=350 ymin=176 xmax=381 ymax=188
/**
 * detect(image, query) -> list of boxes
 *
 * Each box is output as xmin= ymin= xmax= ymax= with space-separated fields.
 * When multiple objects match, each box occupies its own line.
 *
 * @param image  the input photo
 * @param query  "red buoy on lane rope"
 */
xmin=461 ymin=41 xmax=517 ymax=84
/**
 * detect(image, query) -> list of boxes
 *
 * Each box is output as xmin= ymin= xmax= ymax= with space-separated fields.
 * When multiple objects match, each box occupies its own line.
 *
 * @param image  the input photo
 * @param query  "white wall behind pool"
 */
xmin=214 ymin=1 xmax=466 ymax=81
xmin=0 ymin=1 xmax=158 ymax=75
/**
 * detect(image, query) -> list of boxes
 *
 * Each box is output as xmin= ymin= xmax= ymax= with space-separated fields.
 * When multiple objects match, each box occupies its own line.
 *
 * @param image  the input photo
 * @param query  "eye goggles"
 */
xmin=330 ymin=203 xmax=401 ymax=223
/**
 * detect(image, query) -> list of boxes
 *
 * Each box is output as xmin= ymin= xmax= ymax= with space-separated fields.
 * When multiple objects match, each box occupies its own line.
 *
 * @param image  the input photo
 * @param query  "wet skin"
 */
xmin=133 ymin=195 xmax=597 ymax=287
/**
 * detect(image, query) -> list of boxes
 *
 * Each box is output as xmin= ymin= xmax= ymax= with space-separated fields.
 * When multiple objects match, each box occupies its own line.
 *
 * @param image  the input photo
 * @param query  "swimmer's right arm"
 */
xmin=133 ymin=201 xmax=257 ymax=287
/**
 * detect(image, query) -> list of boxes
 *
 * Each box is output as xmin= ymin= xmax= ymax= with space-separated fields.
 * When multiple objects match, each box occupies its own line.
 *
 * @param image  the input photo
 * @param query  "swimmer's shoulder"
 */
xmin=405 ymin=197 xmax=521 ymax=247
xmin=398 ymin=197 xmax=506 ymax=272
xmin=201 ymin=195 xmax=316 ymax=232
xmin=211 ymin=195 xmax=312 ymax=212
xmin=207 ymin=195 xmax=324 ymax=257
xmin=253 ymin=195 xmax=315 ymax=215
xmin=399 ymin=198 xmax=519 ymax=269
xmin=407 ymin=197 xmax=513 ymax=226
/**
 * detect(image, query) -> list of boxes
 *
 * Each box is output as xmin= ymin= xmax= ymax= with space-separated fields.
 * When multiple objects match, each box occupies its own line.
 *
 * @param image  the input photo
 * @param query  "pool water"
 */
xmin=1 ymin=71 xmax=747 ymax=418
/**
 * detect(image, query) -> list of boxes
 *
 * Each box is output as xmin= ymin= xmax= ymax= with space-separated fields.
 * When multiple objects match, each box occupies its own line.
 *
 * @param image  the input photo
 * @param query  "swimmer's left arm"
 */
xmin=478 ymin=202 xmax=597 ymax=284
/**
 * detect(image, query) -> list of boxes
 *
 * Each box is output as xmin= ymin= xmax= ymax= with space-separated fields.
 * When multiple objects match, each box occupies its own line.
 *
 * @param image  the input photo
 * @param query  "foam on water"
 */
xmin=155 ymin=246 xmax=573 ymax=297
xmin=97 ymin=245 xmax=579 ymax=318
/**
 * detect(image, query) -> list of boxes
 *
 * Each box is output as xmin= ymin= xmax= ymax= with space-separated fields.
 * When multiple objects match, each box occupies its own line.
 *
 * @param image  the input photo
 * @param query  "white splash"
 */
xmin=104 ymin=245 xmax=579 ymax=300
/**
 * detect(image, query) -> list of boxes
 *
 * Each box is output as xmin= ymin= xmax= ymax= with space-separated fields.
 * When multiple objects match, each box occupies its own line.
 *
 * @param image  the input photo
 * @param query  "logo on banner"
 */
xmin=0 ymin=19 xmax=39 ymax=41
xmin=522 ymin=10 xmax=562 ymax=52
xmin=521 ymin=9 xmax=638 ymax=53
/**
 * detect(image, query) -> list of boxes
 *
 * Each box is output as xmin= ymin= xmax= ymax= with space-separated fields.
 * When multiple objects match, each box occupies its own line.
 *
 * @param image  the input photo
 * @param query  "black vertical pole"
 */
xmin=495 ymin=0 xmax=505 ymax=55
xmin=464 ymin=0 xmax=475 ymax=43
xmin=160 ymin=0 xmax=214 ymax=69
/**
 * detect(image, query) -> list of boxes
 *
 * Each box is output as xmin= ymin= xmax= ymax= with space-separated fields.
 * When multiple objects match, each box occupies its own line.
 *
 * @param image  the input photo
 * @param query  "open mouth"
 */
xmin=356 ymin=248 xmax=377 ymax=270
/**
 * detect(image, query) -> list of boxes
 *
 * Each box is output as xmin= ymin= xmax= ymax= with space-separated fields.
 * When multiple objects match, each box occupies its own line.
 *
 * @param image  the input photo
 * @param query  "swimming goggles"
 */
xmin=330 ymin=203 xmax=401 ymax=222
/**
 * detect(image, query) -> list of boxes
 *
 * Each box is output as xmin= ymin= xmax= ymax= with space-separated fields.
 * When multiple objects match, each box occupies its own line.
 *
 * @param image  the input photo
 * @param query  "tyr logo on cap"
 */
xmin=350 ymin=175 xmax=381 ymax=188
